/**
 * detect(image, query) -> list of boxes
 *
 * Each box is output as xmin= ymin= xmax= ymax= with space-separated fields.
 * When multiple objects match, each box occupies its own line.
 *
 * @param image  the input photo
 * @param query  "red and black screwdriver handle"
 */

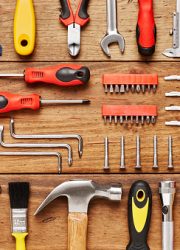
xmin=126 ymin=180 xmax=152 ymax=250
xmin=0 ymin=92 xmax=40 ymax=113
xmin=59 ymin=0 xmax=90 ymax=26
xmin=137 ymin=0 xmax=156 ymax=56
xmin=25 ymin=64 xmax=90 ymax=87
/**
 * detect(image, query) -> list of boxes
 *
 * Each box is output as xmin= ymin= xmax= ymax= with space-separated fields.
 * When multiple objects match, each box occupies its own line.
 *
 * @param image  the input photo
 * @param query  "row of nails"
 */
xmin=104 ymin=135 xmax=174 ymax=170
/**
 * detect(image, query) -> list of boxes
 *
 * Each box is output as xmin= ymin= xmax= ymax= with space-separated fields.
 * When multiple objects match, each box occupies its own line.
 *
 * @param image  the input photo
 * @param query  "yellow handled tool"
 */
xmin=12 ymin=233 xmax=28 ymax=250
xmin=14 ymin=0 xmax=36 ymax=56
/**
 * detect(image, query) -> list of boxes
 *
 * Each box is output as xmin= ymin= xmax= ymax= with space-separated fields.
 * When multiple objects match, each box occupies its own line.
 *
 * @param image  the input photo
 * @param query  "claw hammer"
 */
xmin=34 ymin=179 xmax=122 ymax=250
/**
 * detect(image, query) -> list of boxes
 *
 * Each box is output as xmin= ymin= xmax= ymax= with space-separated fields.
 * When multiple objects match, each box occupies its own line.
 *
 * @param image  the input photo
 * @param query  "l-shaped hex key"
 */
xmin=9 ymin=118 xmax=83 ymax=157
xmin=0 ymin=125 xmax=72 ymax=166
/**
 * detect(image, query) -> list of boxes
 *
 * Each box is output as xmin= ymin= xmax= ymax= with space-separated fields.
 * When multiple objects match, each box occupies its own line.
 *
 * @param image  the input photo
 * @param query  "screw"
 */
xmin=135 ymin=135 xmax=141 ymax=169
xmin=152 ymin=135 xmax=158 ymax=169
xmin=104 ymin=137 xmax=109 ymax=170
xmin=120 ymin=136 xmax=125 ymax=170
xmin=168 ymin=136 xmax=174 ymax=169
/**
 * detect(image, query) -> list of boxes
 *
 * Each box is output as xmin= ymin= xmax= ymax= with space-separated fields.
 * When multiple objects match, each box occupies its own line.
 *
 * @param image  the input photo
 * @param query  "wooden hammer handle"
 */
xmin=68 ymin=212 xmax=88 ymax=250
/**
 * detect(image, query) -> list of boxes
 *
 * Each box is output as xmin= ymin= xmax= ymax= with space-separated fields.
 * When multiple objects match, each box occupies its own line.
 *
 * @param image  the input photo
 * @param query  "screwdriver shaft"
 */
xmin=0 ymin=73 xmax=24 ymax=77
xmin=40 ymin=99 xmax=90 ymax=105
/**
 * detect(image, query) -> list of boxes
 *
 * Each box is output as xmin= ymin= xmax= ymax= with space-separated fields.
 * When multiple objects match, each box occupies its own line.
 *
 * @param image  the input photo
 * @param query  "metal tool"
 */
xmin=165 ymin=75 xmax=180 ymax=81
xmin=104 ymin=137 xmax=109 ymax=170
xmin=34 ymin=180 xmax=122 ymax=250
xmin=168 ymin=136 xmax=174 ymax=169
xmin=165 ymin=106 xmax=180 ymax=111
xmin=0 ymin=91 xmax=90 ymax=114
xmin=10 ymin=118 xmax=83 ymax=158
xmin=165 ymin=121 xmax=180 ymax=126
xmin=126 ymin=180 xmax=152 ymax=250
xmin=165 ymin=92 xmax=180 ymax=97
xmin=100 ymin=0 xmax=125 ymax=57
xmin=59 ymin=0 xmax=90 ymax=56
xmin=0 ymin=64 xmax=90 ymax=87
xmin=0 ymin=125 xmax=72 ymax=166
xmin=135 ymin=135 xmax=141 ymax=169
xmin=120 ymin=136 xmax=125 ymax=170
xmin=102 ymin=74 xmax=158 ymax=94
xmin=159 ymin=181 xmax=176 ymax=250
xmin=0 ymin=152 xmax=62 ymax=174
xmin=163 ymin=0 xmax=180 ymax=57
xmin=152 ymin=135 xmax=158 ymax=169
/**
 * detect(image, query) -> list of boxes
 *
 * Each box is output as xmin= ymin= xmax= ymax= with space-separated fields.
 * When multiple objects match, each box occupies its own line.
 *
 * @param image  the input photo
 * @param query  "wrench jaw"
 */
xmin=100 ymin=34 xmax=125 ymax=57
xmin=162 ymin=48 xmax=180 ymax=58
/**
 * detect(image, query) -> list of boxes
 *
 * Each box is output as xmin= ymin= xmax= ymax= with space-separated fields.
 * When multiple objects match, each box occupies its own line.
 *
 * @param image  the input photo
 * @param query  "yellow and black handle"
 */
xmin=126 ymin=180 xmax=152 ymax=250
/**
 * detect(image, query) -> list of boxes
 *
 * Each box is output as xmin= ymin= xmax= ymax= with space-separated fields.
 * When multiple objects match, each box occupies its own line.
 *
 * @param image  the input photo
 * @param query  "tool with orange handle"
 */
xmin=0 ymin=64 xmax=90 ymax=87
xmin=0 ymin=92 xmax=90 ymax=114
xmin=136 ymin=0 xmax=156 ymax=56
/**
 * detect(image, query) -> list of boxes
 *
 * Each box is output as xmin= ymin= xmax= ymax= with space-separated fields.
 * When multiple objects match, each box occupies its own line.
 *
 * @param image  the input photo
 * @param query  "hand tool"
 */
xmin=34 ymin=180 xmax=122 ymax=250
xmin=135 ymin=0 xmax=156 ymax=56
xmin=165 ymin=106 xmax=180 ymax=111
xmin=152 ymin=135 xmax=158 ymax=169
xmin=102 ymin=105 xmax=157 ymax=124
xmin=10 ymin=118 xmax=83 ymax=157
xmin=120 ymin=136 xmax=125 ymax=170
xmin=165 ymin=91 xmax=180 ymax=97
xmin=126 ymin=180 xmax=152 ymax=250
xmin=159 ymin=181 xmax=176 ymax=250
xmin=59 ymin=0 xmax=90 ymax=56
xmin=135 ymin=135 xmax=141 ymax=169
xmin=14 ymin=0 xmax=35 ymax=56
xmin=165 ymin=75 xmax=180 ymax=81
xmin=168 ymin=136 xmax=174 ymax=169
xmin=100 ymin=0 xmax=125 ymax=57
xmin=0 ymin=64 xmax=90 ymax=87
xmin=102 ymin=74 xmax=158 ymax=94
xmin=0 ymin=151 xmax=62 ymax=174
xmin=0 ymin=125 xmax=72 ymax=166
xmin=9 ymin=182 xmax=30 ymax=250
xmin=0 ymin=92 xmax=90 ymax=114
xmin=165 ymin=120 xmax=180 ymax=126
xmin=104 ymin=137 xmax=109 ymax=170
xmin=163 ymin=0 xmax=180 ymax=57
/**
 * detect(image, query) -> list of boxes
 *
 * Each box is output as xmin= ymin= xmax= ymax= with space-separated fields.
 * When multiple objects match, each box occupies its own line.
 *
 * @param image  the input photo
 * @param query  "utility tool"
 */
xmin=9 ymin=182 xmax=30 ymax=250
xmin=165 ymin=75 xmax=180 ymax=80
xmin=10 ymin=118 xmax=83 ymax=157
xmin=0 ymin=125 xmax=72 ymax=166
xmin=165 ymin=92 xmax=180 ymax=97
xmin=152 ymin=135 xmax=158 ymax=169
xmin=0 ymin=152 xmax=62 ymax=174
xmin=165 ymin=106 xmax=180 ymax=111
xmin=102 ymin=105 xmax=157 ymax=124
xmin=136 ymin=0 xmax=156 ymax=56
xmin=102 ymin=74 xmax=158 ymax=93
xmin=163 ymin=0 xmax=180 ymax=57
xmin=59 ymin=0 xmax=90 ymax=56
xmin=104 ymin=137 xmax=110 ymax=170
xmin=159 ymin=181 xmax=176 ymax=250
xmin=135 ymin=135 xmax=141 ymax=169
xmin=126 ymin=180 xmax=152 ymax=250
xmin=165 ymin=121 xmax=180 ymax=126
xmin=0 ymin=92 xmax=90 ymax=114
xmin=34 ymin=180 xmax=122 ymax=250
xmin=14 ymin=0 xmax=35 ymax=56
xmin=100 ymin=0 xmax=125 ymax=57
xmin=120 ymin=136 xmax=125 ymax=170
xmin=0 ymin=64 xmax=90 ymax=87
xmin=168 ymin=136 xmax=174 ymax=169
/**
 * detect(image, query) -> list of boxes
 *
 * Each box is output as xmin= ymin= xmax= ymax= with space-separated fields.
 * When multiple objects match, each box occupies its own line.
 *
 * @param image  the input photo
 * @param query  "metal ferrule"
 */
xmin=11 ymin=208 xmax=27 ymax=233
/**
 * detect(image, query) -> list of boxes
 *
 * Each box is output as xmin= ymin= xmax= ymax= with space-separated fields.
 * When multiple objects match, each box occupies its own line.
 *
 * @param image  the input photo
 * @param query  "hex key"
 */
xmin=9 ymin=118 xmax=83 ymax=157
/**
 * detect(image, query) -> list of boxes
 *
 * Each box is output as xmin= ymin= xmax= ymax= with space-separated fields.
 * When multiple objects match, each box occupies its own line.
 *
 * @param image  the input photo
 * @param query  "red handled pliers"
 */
xmin=59 ymin=0 xmax=90 ymax=57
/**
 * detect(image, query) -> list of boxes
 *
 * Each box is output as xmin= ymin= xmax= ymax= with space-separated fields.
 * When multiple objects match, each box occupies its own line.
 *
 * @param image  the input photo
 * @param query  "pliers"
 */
xmin=59 ymin=0 xmax=90 ymax=57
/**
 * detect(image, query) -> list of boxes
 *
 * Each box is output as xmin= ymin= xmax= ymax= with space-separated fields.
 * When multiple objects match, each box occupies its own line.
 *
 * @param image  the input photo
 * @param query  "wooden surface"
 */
xmin=0 ymin=0 xmax=179 ymax=249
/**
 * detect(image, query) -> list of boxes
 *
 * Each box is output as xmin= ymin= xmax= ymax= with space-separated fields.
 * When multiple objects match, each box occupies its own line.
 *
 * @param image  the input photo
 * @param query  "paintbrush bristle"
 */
xmin=9 ymin=182 xmax=29 ymax=209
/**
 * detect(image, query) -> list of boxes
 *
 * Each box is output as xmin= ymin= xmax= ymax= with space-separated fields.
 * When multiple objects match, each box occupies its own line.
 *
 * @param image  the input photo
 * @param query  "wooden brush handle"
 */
xmin=68 ymin=212 xmax=88 ymax=250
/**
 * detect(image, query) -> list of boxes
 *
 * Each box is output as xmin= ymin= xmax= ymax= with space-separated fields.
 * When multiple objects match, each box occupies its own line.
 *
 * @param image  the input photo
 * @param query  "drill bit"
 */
xmin=152 ymin=135 xmax=158 ymax=169
xmin=104 ymin=137 xmax=109 ymax=170
xmin=168 ymin=136 xmax=174 ymax=169
xmin=120 ymin=136 xmax=125 ymax=170
xmin=135 ymin=135 xmax=141 ymax=169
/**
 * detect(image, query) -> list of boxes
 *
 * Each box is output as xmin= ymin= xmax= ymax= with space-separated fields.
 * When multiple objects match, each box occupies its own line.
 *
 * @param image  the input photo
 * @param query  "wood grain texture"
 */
xmin=0 ymin=0 xmax=179 ymax=61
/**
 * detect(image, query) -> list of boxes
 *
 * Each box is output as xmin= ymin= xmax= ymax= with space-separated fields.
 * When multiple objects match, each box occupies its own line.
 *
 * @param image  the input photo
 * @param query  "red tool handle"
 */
xmin=0 ymin=92 xmax=40 ymax=113
xmin=59 ymin=0 xmax=90 ymax=26
xmin=137 ymin=0 xmax=156 ymax=56
xmin=24 ymin=64 xmax=90 ymax=87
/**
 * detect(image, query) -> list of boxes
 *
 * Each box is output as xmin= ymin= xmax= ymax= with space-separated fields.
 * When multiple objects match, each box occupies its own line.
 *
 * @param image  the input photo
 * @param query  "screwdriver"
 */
xmin=0 ymin=92 xmax=90 ymax=114
xmin=0 ymin=64 xmax=90 ymax=87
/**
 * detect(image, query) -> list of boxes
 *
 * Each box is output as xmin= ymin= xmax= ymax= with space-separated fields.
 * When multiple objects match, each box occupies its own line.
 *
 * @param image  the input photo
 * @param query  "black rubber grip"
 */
xmin=56 ymin=66 xmax=90 ymax=84
xmin=0 ymin=95 xmax=8 ymax=109
xmin=78 ymin=0 xmax=90 ymax=19
xmin=126 ymin=180 xmax=152 ymax=250
xmin=59 ymin=0 xmax=71 ymax=19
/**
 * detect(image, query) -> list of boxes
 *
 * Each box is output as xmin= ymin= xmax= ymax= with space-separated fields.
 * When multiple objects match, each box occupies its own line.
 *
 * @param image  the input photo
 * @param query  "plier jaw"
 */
xmin=59 ymin=0 xmax=90 ymax=56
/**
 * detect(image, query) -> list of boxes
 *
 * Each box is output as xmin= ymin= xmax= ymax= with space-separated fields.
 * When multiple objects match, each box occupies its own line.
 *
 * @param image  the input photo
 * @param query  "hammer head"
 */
xmin=34 ymin=180 xmax=122 ymax=214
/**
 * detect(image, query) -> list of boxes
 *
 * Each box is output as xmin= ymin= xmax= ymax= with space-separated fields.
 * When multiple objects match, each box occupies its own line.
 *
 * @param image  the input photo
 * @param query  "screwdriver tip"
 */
xmin=83 ymin=100 xmax=91 ymax=104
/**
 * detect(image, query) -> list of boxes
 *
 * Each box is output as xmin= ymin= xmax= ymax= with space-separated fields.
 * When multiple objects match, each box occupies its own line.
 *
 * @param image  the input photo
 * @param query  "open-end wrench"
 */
xmin=101 ymin=0 xmax=125 ymax=57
